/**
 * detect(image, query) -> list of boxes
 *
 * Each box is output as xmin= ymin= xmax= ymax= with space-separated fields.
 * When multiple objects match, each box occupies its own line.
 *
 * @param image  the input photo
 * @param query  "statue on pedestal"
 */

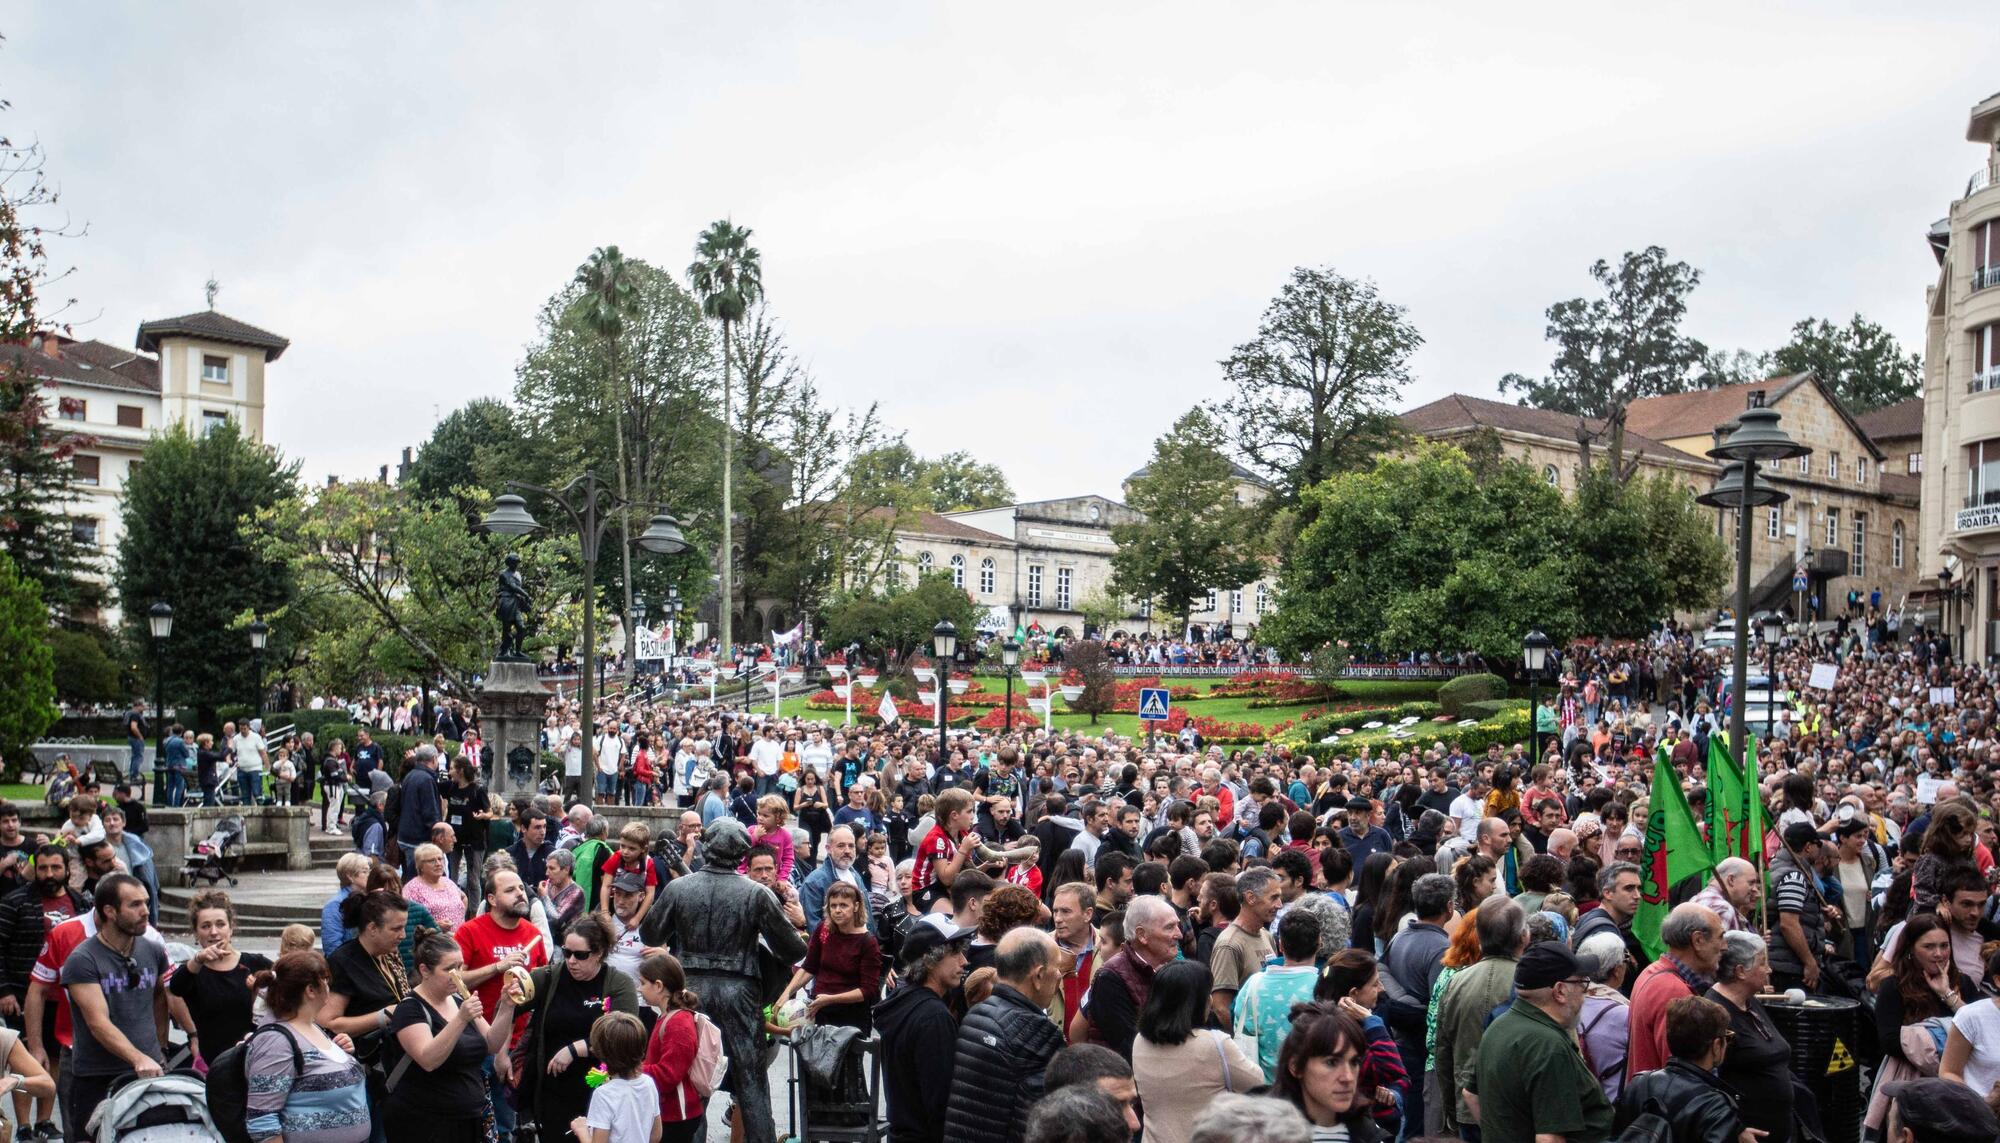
xmin=495 ymin=552 xmax=534 ymax=661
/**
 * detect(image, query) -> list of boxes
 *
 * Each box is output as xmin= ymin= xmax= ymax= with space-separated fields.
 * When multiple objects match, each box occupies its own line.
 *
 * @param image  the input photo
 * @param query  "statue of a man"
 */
xmin=495 ymin=552 xmax=533 ymax=660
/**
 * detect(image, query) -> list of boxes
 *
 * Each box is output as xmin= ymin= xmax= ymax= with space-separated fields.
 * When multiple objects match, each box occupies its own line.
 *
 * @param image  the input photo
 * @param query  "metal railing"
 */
xmin=1977 ymin=265 xmax=2000 ymax=293
xmin=1971 ymin=367 xmax=2000 ymax=395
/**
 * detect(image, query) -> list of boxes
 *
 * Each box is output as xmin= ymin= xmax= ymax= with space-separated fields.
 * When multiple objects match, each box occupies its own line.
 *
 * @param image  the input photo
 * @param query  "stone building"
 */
xmin=18 ymin=308 xmax=290 ymax=622
xmin=1918 ymin=89 xmax=2000 ymax=658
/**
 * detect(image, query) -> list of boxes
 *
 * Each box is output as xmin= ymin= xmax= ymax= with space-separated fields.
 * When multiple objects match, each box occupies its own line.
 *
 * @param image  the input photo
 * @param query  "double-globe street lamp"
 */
xmin=932 ymin=619 xmax=958 ymax=767
xmin=148 ymin=601 xmax=173 ymax=806
xmin=1696 ymin=400 xmax=1809 ymax=788
xmin=1522 ymin=627 xmax=1553 ymax=768
xmin=480 ymin=473 xmax=691 ymax=806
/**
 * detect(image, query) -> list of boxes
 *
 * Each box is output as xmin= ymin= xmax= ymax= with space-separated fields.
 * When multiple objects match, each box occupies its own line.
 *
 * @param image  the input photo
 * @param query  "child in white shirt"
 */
xmin=572 ymin=1011 xmax=661 ymax=1143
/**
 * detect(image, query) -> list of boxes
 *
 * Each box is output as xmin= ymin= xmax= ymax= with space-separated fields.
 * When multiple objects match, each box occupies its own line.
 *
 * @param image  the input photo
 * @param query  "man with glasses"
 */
xmin=1624 ymin=903 xmax=1724 ymax=1079
xmin=1469 ymin=940 xmax=1614 ymax=1143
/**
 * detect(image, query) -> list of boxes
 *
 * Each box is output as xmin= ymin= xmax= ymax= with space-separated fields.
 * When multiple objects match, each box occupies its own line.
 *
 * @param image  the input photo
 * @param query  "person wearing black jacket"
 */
xmin=943 ymin=928 xmax=1067 ymax=1143
xmin=1615 ymin=996 xmax=1749 ymax=1143
xmin=0 ymin=848 xmax=89 ymax=1012
xmin=396 ymin=745 xmax=443 ymax=878
xmin=1030 ymin=794 xmax=1081 ymax=901
xmin=875 ymin=925 xmax=968 ymax=1143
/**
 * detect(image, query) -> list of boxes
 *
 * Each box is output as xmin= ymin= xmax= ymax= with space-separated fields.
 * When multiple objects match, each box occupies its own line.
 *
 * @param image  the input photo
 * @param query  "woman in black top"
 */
xmin=167 ymin=890 xmax=271 ymax=1066
xmin=319 ymin=891 xmax=411 ymax=1143
xmin=1705 ymin=931 xmax=1795 ymax=1143
xmin=195 ymin=732 xmax=227 ymax=807
xmin=442 ymin=755 xmax=489 ymax=890
xmin=384 ymin=927 xmax=516 ymax=1143
xmin=521 ymin=912 xmax=641 ymax=1143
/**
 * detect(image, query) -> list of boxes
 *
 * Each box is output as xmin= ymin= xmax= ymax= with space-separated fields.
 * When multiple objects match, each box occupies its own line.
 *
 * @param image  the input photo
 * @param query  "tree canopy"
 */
xmin=1110 ymin=408 xmax=1266 ymax=630
xmin=0 ymin=550 xmax=56 ymax=779
xmin=817 ymin=572 xmax=983 ymax=672
xmin=1773 ymin=315 xmax=1921 ymax=414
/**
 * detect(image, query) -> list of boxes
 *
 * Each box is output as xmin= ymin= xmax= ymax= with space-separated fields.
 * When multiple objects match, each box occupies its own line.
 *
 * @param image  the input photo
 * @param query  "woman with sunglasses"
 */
xmin=519 ymin=912 xmax=641 ymax=1143
xmin=1614 ymin=996 xmax=1749 ymax=1143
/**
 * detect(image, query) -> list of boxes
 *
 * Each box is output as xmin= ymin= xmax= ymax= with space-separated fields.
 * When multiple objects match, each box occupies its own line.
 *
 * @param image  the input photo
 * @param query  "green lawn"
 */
xmin=2 ymin=783 xmax=43 ymax=804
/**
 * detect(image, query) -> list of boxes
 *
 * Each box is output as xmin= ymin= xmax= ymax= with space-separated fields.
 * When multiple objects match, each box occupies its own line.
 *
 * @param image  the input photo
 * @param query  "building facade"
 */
xmin=1919 ymin=90 xmax=2000 ymax=659
xmin=20 ymin=309 xmax=289 ymax=619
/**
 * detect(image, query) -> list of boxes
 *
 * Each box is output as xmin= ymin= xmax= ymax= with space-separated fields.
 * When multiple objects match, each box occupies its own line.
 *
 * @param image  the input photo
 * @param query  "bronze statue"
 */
xmin=495 ymin=552 xmax=533 ymax=660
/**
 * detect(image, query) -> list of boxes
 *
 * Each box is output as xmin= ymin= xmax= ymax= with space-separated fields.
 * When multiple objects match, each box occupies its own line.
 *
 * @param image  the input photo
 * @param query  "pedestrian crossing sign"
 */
xmin=1138 ymin=687 xmax=1171 ymax=722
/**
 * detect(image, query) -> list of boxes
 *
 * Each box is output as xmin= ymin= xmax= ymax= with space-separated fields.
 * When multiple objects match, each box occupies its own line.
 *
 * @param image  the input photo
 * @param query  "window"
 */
xmin=1893 ymin=521 xmax=1906 ymax=569
xmin=1767 ymin=507 xmax=1781 ymax=540
xmin=1976 ymin=325 xmax=2000 ymax=391
xmin=202 ymin=355 xmax=230 ymax=383
xmin=1799 ymin=454 xmax=1810 ymax=474
xmin=57 ymin=397 xmax=84 ymax=422
xmin=1229 ymin=589 xmax=1242 ymax=614
xmin=201 ymin=410 xmax=229 ymax=434
xmin=70 ymin=518 xmax=98 ymax=547
xmin=1972 ymin=440 xmax=2000 ymax=506
xmin=1852 ymin=512 xmax=1867 ymax=578
xmin=1828 ymin=451 xmax=1840 ymax=478
xmin=72 ymin=454 xmax=100 ymax=486
xmin=1856 ymin=459 xmax=1867 ymax=485
xmin=948 ymin=553 xmax=964 ymax=589
xmin=1908 ymin=453 xmax=1923 ymax=474
xmin=979 ymin=557 xmax=995 ymax=596
xmin=1205 ymin=588 xmax=1217 ymax=614
xmin=1255 ymin=582 xmax=1269 ymax=615
xmin=1542 ymin=464 xmax=1559 ymax=486
xmin=917 ymin=551 xmax=933 ymax=573
xmin=1027 ymin=564 xmax=1044 ymax=608
xmin=1056 ymin=567 xmax=1073 ymax=610
xmin=1825 ymin=507 xmax=1839 ymax=548
xmin=116 ymin=405 xmax=143 ymax=429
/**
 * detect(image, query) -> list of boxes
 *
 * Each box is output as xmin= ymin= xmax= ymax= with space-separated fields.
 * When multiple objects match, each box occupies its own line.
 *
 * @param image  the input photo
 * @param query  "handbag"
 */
xmin=1210 ymin=1029 xmax=1234 ymax=1091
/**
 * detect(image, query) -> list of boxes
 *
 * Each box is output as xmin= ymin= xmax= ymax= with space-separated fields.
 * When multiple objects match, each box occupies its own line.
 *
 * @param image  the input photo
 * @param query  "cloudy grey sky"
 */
xmin=10 ymin=3 xmax=1995 ymax=502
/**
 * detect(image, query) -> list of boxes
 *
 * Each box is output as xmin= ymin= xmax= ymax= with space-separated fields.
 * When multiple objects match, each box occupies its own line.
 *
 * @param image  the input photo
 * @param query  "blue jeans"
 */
xmin=165 ymin=769 xmax=187 ymax=807
xmin=128 ymin=738 xmax=145 ymax=782
xmin=596 ymin=771 xmax=618 ymax=799
xmin=631 ymin=782 xmax=652 ymax=807
xmin=483 ymin=1056 xmax=515 ymax=1135
xmin=241 ymin=770 xmax=264 ymax=805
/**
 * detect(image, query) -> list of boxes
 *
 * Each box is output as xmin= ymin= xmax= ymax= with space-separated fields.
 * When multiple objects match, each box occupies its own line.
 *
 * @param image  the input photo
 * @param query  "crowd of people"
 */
xmin=8 ymin=610 xmax=2000 ymax=1143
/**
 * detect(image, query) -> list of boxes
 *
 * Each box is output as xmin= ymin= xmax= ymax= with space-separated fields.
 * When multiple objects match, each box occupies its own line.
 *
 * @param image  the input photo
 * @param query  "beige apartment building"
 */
xmin=1918 ymin=91 xmax=2000 ymax=659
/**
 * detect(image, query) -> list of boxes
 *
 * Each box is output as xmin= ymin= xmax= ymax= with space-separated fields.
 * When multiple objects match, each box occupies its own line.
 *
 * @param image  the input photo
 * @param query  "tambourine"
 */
xmin=503 ymin=966 xmax=536 ymax=1005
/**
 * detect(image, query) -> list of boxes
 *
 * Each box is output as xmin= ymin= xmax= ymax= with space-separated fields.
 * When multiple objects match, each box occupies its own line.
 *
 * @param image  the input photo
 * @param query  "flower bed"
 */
xmin=1289 ymin=708 xmax=1532 ymax=763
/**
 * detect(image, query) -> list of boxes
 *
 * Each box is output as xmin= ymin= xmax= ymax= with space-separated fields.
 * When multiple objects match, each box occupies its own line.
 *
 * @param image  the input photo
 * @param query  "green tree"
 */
xmin=403 ymin=397 xmax=522 ymax=512
xmin=923 ymin=451 xmax=1014 ymax=512
xmin=48 ymin=625 xmax=119 ymax=706
xmin=1111 ymin=409 xmax=1266 ymax=631
xmin=689 ymin=220 xmax=764 ymax=654
xmin=1499 ymin=246 xmax=1710 ymax=478
xmin=1773 ymin=315 xmax=1921 ymax=414
xmin=1064 ymin=639 xmax=1117 ymax=724
xmin=1075 ymin=586 xmax=1129 ymax=638
xmin=1214 ymin=267 xmax=1420 ymax=501
xmin=1698 ymin=348 xmax=1776 ymax=388
xmin=115 ymin=422 xmax=298 ymax=727
xmin=0 ymin=550 xmax=57 ymax=779
xmin=817 ymin=572 xmax=982 ymax=677
xmin=571 ymin=246 xmax=644 ymax=681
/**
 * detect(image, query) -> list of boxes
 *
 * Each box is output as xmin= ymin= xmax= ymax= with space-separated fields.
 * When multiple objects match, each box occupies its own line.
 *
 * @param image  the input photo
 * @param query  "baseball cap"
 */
xmin=1514 ymin=940 xmax=1584 ymax=990
xmin=1881 ymin=1078 xmax=2000 ymax=1143
xmin=611 ymin=871 xmax=646 ymax=894
xmin=1782 ymin=822 xmax=1823 ymax=851
xmin=898 ymin=920 xmax=972 ymax=969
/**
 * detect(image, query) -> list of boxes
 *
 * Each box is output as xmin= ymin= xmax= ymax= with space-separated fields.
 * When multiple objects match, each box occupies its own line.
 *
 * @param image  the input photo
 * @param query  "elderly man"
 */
xmin=1690 ymin=857 xmax=1759 ymax=933
xmin=1472 ymin=941 xmax=1615 ymax=1143
xmin=802 ymin=825 xmax=872 ymax=934
xmin=641 ymin=819 xmax=808 ymax=1143
xmin=1081 ymin=893 xmax=1181 ymax=1060
xmin=1434 ymin=897 xmax=1530 ymax=1136
xmin=1625 ymin=903 xmax=1724 ymax=1078
xmin=876 ymin=924 xmax=970 ymax=1143
xmin=1545 ymin=826 xmax=1578 ymax=864
xmin=396 ymin=744 xmax=442 ymax=878
xmin=943 ymin=928 xmax=1068 ymax=1143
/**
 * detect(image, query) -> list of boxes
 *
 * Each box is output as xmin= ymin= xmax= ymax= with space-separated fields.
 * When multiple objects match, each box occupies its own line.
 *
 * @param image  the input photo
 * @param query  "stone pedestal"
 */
xmin=479 ymin=659 xmax=548 ymax=803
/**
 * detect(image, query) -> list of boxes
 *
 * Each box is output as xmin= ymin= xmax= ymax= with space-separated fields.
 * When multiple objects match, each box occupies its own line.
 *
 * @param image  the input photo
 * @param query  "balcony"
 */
xmin=1972 ymin=366 xmax=2000 ymax=395
xmin=1978 ymin=265 xmax=2000 ymax=293
xmin=1970 ymin=160 xmax=2000 ymax=200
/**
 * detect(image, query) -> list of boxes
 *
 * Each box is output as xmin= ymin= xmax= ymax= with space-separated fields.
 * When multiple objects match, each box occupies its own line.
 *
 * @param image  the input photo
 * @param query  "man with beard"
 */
xmin=76 ymin=840 xmax=119 ymax=901
xmin=0 ymin=801 xmax=37 ymax=898
xmin=1469 ymin=941 xmax=1614 ymax=1143
xmin=455 ymin=866 xmax=547 ymax=1138
xmin=60 ymin=873 xmax=168 ymax=1135
xmin=642 ymin=819 xmax=808 ymax=1143
xmin=606 ymin=871 xmax=655 ymax=982
xmin=0 ymin=846 xmax=86 ymax=1141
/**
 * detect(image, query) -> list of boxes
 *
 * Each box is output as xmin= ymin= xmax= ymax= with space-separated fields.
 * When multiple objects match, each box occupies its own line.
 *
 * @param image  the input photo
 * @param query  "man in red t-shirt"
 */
xmin=911 ymin=788 xmax=978 ymax=912
xmin=454 ymin=867 xmax=546 ymax=1134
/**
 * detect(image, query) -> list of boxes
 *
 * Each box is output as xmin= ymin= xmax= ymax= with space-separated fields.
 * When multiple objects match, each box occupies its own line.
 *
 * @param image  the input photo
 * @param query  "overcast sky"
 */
xmin=10 ymin=3 xmax=1996 ymax=502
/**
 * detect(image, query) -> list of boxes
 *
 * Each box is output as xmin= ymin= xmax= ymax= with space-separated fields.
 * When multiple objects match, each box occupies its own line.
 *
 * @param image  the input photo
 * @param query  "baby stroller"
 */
xmin=85 ymin=1072 xmax=220 ymax=1142
xmin=183 ymin=815 xmax=246 ymax=888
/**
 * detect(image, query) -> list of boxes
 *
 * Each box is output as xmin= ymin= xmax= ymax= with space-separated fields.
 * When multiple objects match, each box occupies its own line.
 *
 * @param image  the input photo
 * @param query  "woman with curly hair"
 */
xmin=1451 ymin=853 xmax=1497 ymax=916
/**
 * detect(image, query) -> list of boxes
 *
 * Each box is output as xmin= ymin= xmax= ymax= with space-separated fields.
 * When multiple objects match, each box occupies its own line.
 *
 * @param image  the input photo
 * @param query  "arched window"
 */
xmin=1255 ymin=582 xmax=1269 ymax=615
xmin=949 ymin=553 xmax=965 ymax=588
xmin=979 ymin=557 xmax=995 ymax=595
xmin=1543 ymin=464 xmax=1560 ymax=486
xmin=917 ymin=551 xmax=933 ymax=574
xmin=1893 ymin=521 xmax=1905 ymax=569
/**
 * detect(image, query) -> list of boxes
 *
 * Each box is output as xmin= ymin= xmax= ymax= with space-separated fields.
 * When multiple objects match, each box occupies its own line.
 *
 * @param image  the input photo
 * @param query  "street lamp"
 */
xmin=1939 ymin=566 xmax=1956 ymax=659
xmin=1697 ymin=401 xmax=1809 ymax=791
xmin=664 ymin=587 xmax=683 ymax=694
xmin=1522 ymin=627 xmax=1553 ymax=766
xmin=1000 ymin=639 xmax=1022 ymax=734
xmin=247 ymin=618 xmax=269 ymax=719
xmin=1753 ymin=609 xmax=1785 ymax=740
xmin=148 ymin=601 xmax=172 ymax=807
xmin=932 ymin=619 xmax=958 ymax=766
xmin=478 ymin=478 xmax=691 ymax=806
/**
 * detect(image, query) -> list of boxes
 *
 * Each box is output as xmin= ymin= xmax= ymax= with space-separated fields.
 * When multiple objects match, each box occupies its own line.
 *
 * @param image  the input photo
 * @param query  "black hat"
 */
xmin=1782 ymin=822 xmax=1823 ymax=851
xmin=1881 ymin=1078 xmax=2000 ymax=1143
xmin=611 ymin=871 xmax=646 ymax=894
xmin=898 ymin=920 xmax=971 ymax=970
xmin=1514 ymin=940 xmax=1584 ymax=990
xmin=1833 ymin=817 xmax=1870 ymax=839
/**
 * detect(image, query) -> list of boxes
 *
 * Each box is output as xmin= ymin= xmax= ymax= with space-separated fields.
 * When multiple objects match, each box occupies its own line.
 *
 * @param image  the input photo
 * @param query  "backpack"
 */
xmin=208 ymin=1023 xmax=305 ymax=1143
xmin=683 ymin=1010 xmax=728 ymax=1111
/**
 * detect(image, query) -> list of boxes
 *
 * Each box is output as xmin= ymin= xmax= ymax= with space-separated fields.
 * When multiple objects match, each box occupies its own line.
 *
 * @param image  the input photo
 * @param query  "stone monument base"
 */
xmin=479 ymin=659 xmax=548 ymax=801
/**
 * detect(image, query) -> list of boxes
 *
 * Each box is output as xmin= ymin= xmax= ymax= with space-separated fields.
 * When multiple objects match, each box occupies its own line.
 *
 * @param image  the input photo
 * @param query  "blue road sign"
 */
xmin=1138 ymin=687 xmax=1171 ymax=721
xmin=1793 ymin=573 xmax=1808 ymax=591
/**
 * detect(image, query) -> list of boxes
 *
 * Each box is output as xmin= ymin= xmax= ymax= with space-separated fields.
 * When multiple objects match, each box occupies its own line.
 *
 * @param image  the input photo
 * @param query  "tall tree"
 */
xmin=571 ymin=246 xmax=644 ymax=681
xmin=1214 ymin=267 xmax=1420 ymax=501
xmin=1110 ymin=409 xmax=1266 ymax=632
xmin=115 ymin=422 xmax=297 ymax=727
xmin=1773 ymin=315 xmax=1921 ymax=414
xmin=923 ymin=451 xmax=1014 ymax=512
xmin=404 ymin=397 xmax=523 ymax=513
xmin=689 ymin=220 xmax=764 ymax=654
xmin=0 ymin=550 xmax=56 ymax=780
xmin=1499 ymin=247 xmax=1709 ymax=479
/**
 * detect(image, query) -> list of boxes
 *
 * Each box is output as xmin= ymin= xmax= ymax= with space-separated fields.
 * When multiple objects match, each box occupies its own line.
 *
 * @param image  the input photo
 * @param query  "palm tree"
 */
xmin=688 ymin=220 xmax=763 ymax=656
xmin=572 ymin=245 xmax=641 ymax=681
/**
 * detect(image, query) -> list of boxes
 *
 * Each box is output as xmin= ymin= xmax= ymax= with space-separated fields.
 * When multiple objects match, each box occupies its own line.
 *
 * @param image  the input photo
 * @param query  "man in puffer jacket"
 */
xmin=944 ymin=927 xmax=1067 ymax=1143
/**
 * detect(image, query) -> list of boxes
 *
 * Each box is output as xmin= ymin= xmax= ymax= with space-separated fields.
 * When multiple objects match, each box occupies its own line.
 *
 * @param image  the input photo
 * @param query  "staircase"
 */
xmin=157 ymin=884 xmax=324 ymax=940
xmin=308 ymin=835 xmax=347 ymax=870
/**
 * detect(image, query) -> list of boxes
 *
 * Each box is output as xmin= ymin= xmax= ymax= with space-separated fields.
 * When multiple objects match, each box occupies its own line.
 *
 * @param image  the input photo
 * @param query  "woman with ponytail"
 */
xmin=245 ymin=951 xmax=370 ymax=1143
xmin=383 ymin=926 xmax=517 ymax=1143
xmin=637 ymin=953 xmax=705 ymax=1142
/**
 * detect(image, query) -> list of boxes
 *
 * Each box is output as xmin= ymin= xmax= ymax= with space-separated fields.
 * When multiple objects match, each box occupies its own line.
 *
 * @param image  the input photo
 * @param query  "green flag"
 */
xmin=1636 ymin=746 xmax=1716 ymax=960
xmin=1741 ymin=733 xmax=1765 ymax=864
xmin=1704 ymin=734 xmax=1765 ymax=864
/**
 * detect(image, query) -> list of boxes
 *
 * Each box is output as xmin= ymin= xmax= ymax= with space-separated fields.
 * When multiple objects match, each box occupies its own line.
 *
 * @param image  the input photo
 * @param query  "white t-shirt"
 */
xmin=751 ymin=737 xmax=784 ymax=776
xmin=607 ymin=913 xmax=645 ymax=983
xmin=1447 ymin=793 xmax=1483 ymax=835
xmin=801 ymin=741 xmax=834 ymax=777
xmin=595 ymin=735 xmax=625 ymax=776
xmin=585 ymin=1074 xmax=660 ymax=1143
xmin=232 ymin=732 xmax=267 ymax=774
xmin=1952 ymin=998 xmax=2000 ymax=1098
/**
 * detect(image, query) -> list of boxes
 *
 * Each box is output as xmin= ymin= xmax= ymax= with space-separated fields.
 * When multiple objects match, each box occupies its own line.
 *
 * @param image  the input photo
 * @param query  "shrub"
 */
xmin=1458 ymin=699 xmax=1526 ymax=722
xmin=1292 ymin=702 xmax=1444 ymax=742
xmin=1437 ymin=673 xmax=1507 ymax=714
xmin=304 ymin=723 xmax=426 ymax=776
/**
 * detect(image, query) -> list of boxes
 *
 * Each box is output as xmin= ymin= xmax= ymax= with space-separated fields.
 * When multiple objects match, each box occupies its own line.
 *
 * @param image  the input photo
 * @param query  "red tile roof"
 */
xmin=9 ymin=336 xmax=161 ymax=394
xmin=1399 ymin=393 xmax=1709 ymax=466
xmin=1622 ymin=374 xmax=1813 ymax=442
xmin=1855 ymin=398 xmax=1923 ymax=443
xmin=135 ymin=310 xmax=289 ymax=360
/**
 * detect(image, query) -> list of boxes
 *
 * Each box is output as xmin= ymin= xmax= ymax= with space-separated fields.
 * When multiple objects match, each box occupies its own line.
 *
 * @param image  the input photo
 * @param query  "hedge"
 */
xmin=1292 ymin=708 xmax=1533 ymax=764
xmin=1457 ymin=698 xmax=1527 ymax=722
xmin=1292 ymin=702 xmax=1444 ymax=742
xmin=1437 ymin=673 xmax=1507 ymax=714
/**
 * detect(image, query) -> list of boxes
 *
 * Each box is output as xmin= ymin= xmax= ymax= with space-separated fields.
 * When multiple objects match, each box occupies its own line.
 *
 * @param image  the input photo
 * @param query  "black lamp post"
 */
xmin=1755 ymin=609 xmax=1785 ymax=740
xmin=480 ymin=478 xmax=690 ymax=806
xmin=932 ymin=619 xmax=958 ymax=765
xmin=148 ymin=601 xmax=173 ymax=807
xmin=248 ymin=618 xmax=269 ymax=718
xmin=740 ymin=652 xmax=754 ymax=713
xmin=1001 ymin=638 xmax=1021 ymax=734
xmin=1939 ymin=566 xmax=1956 ymax=659
xmin=1697 ymin=400 xmax=1809 ymax=782
xmin=1522 ymin=627 xmax=1552 ymax=766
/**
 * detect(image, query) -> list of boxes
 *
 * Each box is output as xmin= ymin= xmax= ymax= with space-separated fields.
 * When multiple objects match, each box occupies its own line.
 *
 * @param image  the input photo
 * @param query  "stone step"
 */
xmin=158 ymin=887 xmax=325 ymax=925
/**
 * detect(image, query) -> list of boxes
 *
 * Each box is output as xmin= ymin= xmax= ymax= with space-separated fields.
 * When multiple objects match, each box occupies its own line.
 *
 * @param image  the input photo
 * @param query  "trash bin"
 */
xmin=1764 ymin=994 xmax=1863 ymax=1143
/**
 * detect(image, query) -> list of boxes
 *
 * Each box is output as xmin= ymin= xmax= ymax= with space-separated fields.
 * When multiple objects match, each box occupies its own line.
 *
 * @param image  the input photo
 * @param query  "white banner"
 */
xmin=878 ymin=691 xmax=899 ymax=724
xmin=1807 ymin=662 xmax=1840 ymax=691
xmin=634 ymin=625 xmax=671 ymax=661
